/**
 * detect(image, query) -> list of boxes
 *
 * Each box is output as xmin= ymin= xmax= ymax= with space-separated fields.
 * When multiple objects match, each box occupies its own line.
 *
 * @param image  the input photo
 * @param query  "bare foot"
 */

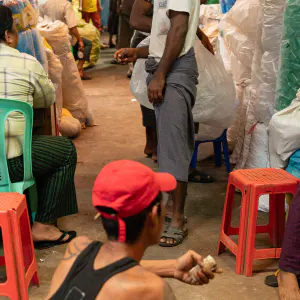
xmin=278 ymin=271 xmax=300 ymax=300
xmin=32 ymin=222 xmax=69 ymax=242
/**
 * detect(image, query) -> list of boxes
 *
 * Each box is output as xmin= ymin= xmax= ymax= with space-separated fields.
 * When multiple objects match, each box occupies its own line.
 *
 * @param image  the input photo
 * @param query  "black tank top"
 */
xmin=50 ymin=241 xmax=139 ymax=300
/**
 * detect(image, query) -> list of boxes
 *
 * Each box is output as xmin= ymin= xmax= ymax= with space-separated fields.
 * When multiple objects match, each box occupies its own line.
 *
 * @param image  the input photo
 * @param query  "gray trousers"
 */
xmin=146 ymin=48 xmax=198 ymax=182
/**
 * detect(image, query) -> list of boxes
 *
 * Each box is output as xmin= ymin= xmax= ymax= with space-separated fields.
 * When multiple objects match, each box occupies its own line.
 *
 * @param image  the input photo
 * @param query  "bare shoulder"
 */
xmin=46 ymin=236 xmax=93 ymax=299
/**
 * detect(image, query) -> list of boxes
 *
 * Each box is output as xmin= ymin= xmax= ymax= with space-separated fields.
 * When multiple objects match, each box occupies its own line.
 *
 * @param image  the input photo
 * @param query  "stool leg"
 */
xmin=236 ymin=189 xmax=251 ymax=275
xmin=190 ymin=142 xmax=200 ymax=169
xmin=275 ymin=194 xmax=286 ymax=247
xmin=269 ymin=194 xmax=285 ymax=247
xmin=218 ymin=183 xmax=235 ymax=254
xmin=245 ymin=188 xmax=259 ymax=277
xmin=222 ymin=138 xmax=231 ymax=173
xmin=213 ymin=141 xmax=222 ymax=167
xmin=10 ymin=211 xmax=29 ymax=300
xmin=0 ymin=213 xmax=21 ymax=300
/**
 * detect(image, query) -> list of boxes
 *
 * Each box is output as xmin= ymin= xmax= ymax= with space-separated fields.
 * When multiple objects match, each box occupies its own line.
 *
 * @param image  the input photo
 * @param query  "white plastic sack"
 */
xmin=268 ymin=92 xmax=300 ymax=169
xmin=244 ymin=123 xmax=270 ymax=213
xmin=59 ymin=116 xmax=82 ymax=138
xmin=45 ymin=48 xmax=63 ymax=123
xmin=38 ymin=19 xmax=93 ymax=127
xmin=193 ymin=40 xmax=236 ymax=128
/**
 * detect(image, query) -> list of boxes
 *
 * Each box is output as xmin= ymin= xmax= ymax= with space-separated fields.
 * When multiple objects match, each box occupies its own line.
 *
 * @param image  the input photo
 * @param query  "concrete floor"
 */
xmin=28 ymin=49 xmax=280 ymax=299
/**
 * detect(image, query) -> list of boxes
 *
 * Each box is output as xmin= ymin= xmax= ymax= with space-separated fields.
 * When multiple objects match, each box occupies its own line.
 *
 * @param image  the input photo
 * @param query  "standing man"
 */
xmin=116 ymin=0 xmax=204 ymax=246
xmin=40 ymin=0 xmax=93 ymax=80
xmin=81 ymin=0 xmax=102 ymax=31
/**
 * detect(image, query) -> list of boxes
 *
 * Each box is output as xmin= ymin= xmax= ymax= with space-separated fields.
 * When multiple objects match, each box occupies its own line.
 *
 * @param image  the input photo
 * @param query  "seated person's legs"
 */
xmin=73 ymin=37 xmax=93 ymax=80
xmin=278 ymin=188 xmax=300 ymax=299
xmin=7 ymin=135 xmax=78 ymax=249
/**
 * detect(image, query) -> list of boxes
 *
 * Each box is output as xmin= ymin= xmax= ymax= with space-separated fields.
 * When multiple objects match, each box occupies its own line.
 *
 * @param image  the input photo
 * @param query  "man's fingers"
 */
xmin=188 ymin=250 xmax=203 ymax=266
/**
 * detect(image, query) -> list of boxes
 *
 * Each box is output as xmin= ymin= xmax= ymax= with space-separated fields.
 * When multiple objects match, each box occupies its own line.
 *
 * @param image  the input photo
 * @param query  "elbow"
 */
xmin=129 ymin=16 xmax=139 ymax=31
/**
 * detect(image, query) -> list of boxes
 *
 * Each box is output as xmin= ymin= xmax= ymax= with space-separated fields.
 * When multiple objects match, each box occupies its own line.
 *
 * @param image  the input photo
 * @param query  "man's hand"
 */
xmin=174 ymin=251 xmax=220 ymax=285
xmin=114 ymin=48 xmax=138 ymax=64
xmin=78 ymin=40 xmax=84 ymax=52
xmin=201 ymin=33 xmax=214 ymax=55
xmin=148 ymin=73 xmax=166 ymax=104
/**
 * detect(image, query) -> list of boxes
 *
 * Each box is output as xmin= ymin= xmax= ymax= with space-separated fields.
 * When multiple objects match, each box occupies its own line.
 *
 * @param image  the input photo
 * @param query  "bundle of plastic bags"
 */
xmin=1 ymin=0 xmax=48 ymax=69
xmin=269 ymin=89 xmax=300 ymax=169
xmin=253 ymin=0 xmax=286 ymax=125
xmin=219 ymin=0 xmax=260 ymax=82
xmin=131 ymin=38 xmax=236 ymax=132
xmin=38 ymin=19 xmax=94 ymax=127
xmin=1 ymin=0 xmax=38 ymax=30
xmin=77 ymin=21 xmax=101 ymax=68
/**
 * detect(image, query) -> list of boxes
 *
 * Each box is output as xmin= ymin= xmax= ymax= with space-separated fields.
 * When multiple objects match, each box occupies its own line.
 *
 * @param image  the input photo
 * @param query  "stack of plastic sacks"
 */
xmin=38 ymin=17 xmax=94 ymax=131
xmin=72 ymin=0 xmax=101 ymax=68
xmin=275 ymin=0 xmax=300 ymax=112
xmin=1 ymin=0 xmax=48 ymax=71
xmin=220 ymin=0 xmax=260 ymax=150
xmin=219 ymin=0 xmax=260 ymax=83
xmin=199 ymin=4 xmax=222 ymax=52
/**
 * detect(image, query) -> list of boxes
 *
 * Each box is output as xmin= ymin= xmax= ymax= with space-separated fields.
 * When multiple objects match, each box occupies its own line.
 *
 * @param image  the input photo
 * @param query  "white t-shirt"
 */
xmin=149 ymin=0 xmax=200 ymax=59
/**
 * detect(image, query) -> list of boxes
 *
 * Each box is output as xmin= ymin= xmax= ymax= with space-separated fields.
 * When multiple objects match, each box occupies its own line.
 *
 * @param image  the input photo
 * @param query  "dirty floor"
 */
xmin=27 ymin=49 xmax=279 ymax=300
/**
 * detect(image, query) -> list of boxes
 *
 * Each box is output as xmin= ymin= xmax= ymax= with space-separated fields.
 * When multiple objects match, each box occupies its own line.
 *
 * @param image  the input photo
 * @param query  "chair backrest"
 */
xmin=0 ymin=99 xmax=33 ymax=192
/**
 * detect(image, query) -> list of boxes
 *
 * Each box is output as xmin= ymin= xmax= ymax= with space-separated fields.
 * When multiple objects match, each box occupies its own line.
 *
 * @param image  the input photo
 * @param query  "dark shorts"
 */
xmin=73 ymin=37 xmax=92 ymax=62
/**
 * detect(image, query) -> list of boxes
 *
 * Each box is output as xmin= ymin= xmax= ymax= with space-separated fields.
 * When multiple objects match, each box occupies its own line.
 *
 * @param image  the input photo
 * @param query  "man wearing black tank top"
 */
xmin=47 ymin=161 xmax=221 ymax=299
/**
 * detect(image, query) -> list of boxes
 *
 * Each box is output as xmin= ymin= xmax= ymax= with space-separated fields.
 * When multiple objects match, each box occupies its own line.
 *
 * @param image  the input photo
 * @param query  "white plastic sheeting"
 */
xmin=219 ymin=0 xmax=260 ymax=82
xmin=269 ymin=90 xmax=300 ymax=169
xmin=254 ymin=0 xmax=286 ymax=125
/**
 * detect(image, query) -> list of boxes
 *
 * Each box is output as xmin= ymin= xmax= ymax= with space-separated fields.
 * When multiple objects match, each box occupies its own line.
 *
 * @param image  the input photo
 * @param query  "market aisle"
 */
xmin=29 ymin=50 xmax=278 ymax=300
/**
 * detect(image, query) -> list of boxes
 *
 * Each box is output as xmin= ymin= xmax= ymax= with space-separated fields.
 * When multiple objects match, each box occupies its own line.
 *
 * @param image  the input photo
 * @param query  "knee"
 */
xmin=67 ymin=140 xmax=77 ymax=165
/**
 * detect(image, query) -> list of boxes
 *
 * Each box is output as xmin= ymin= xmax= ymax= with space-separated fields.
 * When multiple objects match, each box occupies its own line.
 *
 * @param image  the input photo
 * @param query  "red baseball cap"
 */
xmin=92 ymin=160 xmax=177 ymax=242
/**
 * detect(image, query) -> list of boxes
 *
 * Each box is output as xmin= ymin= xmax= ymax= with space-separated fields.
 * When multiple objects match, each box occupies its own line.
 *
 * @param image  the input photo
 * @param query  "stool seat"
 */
xmin=235 ymin=168 xmax=298 ymax=186
xmin=218 ymin=168 xmax=299 ymax=276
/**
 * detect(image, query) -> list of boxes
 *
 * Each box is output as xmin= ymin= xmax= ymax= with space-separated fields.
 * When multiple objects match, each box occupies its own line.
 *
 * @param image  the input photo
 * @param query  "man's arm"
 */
xmin=141 ymin=260 xmax=176 ymax=278
xmin=147 ymin=10 xmax=188 ymax=103
xmin=130 ymin=0 xmax=153 ymax=33
xmin=197 ymin=27 xmax=214 ymax=54
xmin=69 ymin=27 xmax=84 ymax=51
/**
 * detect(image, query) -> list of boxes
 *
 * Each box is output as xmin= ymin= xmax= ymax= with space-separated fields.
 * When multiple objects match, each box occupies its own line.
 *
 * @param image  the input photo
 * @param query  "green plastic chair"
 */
xmin=0 ymin=99 xmax=38 ymax=218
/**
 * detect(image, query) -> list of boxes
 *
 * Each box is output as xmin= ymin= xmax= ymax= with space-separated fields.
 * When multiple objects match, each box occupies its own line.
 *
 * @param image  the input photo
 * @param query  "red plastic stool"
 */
xmin=218 ymin=169 xmax=299 ymax=276
xmin=0 ymin=193 xmax=39 ymax=299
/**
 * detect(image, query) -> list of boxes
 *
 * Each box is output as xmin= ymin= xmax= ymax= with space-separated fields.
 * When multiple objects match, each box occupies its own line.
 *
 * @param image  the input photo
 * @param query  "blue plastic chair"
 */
xmin=191 ymin=129 xmax=231 ymax=173
xmin=0 ymin=99 xmax=38 ymax=218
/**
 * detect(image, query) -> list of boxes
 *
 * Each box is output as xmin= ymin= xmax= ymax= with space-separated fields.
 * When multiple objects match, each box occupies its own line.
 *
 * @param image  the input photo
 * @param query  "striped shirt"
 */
xmin=0 ymin=43 xmax=56 ymax=159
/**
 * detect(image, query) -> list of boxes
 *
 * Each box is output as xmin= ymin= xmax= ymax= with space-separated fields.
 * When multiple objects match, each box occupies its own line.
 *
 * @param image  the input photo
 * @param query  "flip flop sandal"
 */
xmin=265 ymin=271 xmax=300 ymax=288
xmin=81 ymin=75 xmax=92 ymax=81
xmin=265 ymin=271 xmax=280 ymax=288
xmin=188 ymin=170 xmax=215 ymax=183
xmin=159 ymin=226 xmax=188 ymax=247
xmin=34 ymin=230 xmax=77 ymax=250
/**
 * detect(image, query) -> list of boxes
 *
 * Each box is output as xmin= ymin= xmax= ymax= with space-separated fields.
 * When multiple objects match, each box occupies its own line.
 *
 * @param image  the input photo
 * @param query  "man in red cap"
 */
xmin=47 ymin=160 xmax=220 ymax=300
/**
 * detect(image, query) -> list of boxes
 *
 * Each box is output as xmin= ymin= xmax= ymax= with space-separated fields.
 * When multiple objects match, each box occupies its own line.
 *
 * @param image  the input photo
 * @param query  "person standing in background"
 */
xmin=40 ymin=0 xmax=93 ymax=80
xmin=130 ymin=0 xmax=157 ymax=162
xmin=111 ymin=0 xmax=134 ymax=77
xmin=81 ymin=0 xmax=102 ymax=31
xmin=108 ymin=0 xmax=119 ymax=48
